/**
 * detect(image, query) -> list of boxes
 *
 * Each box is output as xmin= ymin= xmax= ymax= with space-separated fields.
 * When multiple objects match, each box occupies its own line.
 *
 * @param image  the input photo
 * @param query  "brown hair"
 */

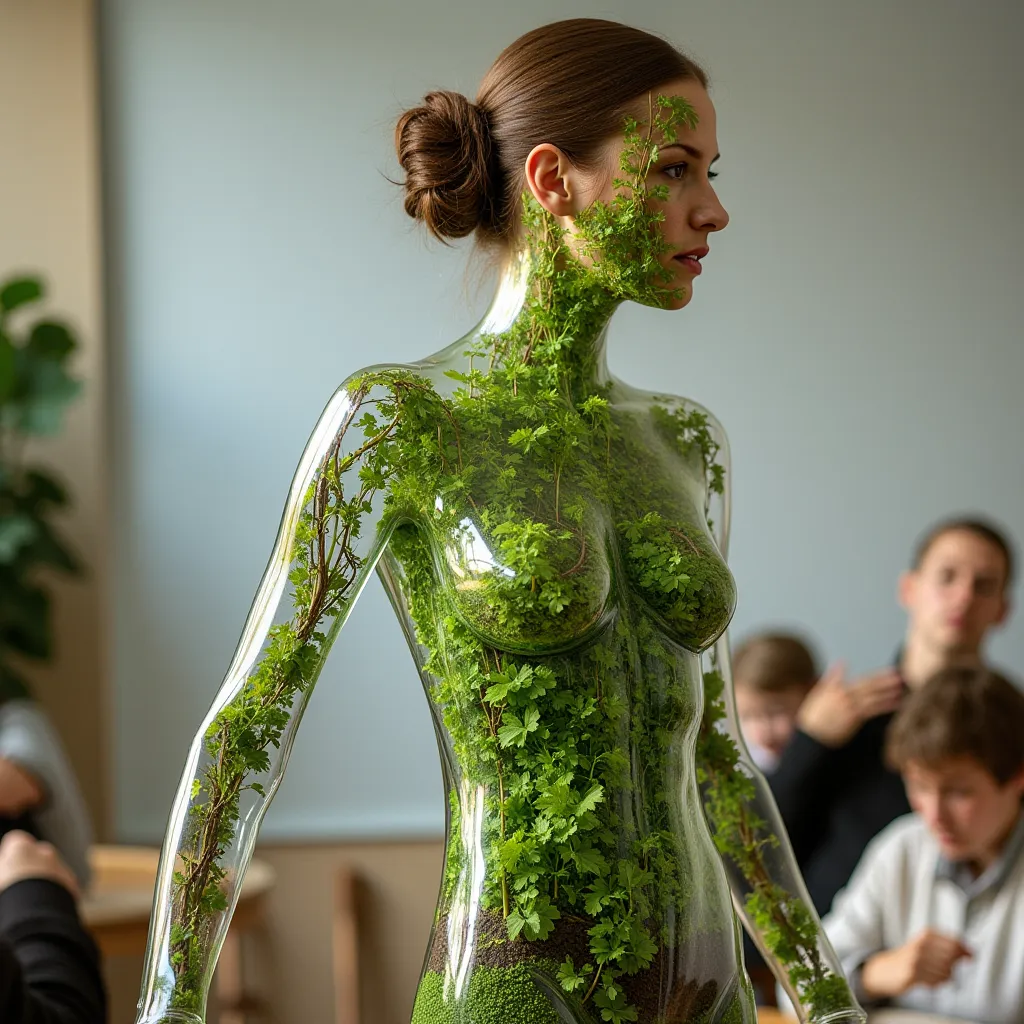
xmin=732 ymin=633 xmax=818 ymax=695
xmin=886 ymin=666 xmax=1024 ymax=784
xmin=911 ymin=516 xmax=1015 ymax=589
xmin=395 ymin=19 xmax=707 ymax=243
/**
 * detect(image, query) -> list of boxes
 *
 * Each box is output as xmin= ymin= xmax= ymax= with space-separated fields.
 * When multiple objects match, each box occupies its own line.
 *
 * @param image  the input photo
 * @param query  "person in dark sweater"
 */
xmin=0 ymin=829 xmax=105 ymax=1024
xmin=770 ymin=517 xmax=1015 ymax=916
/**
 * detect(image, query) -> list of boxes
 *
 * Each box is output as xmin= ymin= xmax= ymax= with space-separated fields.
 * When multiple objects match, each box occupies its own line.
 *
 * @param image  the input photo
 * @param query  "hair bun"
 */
xmin=395 ymin=90 xmax=496 ymax=241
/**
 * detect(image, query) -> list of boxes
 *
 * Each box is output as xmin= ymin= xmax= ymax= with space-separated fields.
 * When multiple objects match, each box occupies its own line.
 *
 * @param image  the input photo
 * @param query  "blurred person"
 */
xmin=733 ymin=632 xmax=818 ymax=773
xmin=824 ymin=666 xmax=1024 ymax=1023
xmin=0 ymin=700 xmax=93 ymax=887
xmin=770 ymin=517 xmax=1014 ymax=914
xmin=0 ymin=829 xmax=106 ymax=1023
xmin=732 ymin=631 xmax=822 ymax=1003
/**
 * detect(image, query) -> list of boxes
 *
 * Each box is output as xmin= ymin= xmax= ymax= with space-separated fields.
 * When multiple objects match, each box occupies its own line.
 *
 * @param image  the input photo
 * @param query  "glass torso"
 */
xmin=373 ymin=342 xmax=750 ymax=1022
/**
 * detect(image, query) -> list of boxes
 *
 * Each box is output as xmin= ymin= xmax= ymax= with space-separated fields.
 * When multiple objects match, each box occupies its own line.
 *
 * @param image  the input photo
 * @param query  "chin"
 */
xmin=658 ymin=285 xmax=692 ymax=311
xmin=936 ymin=836 xmax=969 ymax=859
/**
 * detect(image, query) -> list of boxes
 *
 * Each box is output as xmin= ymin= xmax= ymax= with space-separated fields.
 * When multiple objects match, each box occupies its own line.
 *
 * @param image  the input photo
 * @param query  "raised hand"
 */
xmin=796 ymin=665 xmax=904 ymax=748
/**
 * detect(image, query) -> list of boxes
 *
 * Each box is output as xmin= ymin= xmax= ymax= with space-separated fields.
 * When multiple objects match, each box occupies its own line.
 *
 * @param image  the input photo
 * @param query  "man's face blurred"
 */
xmin=899 ymin=530 xmax=1010 ymax=656
xmin=904 ymin=756 xmax=1024 ymax=870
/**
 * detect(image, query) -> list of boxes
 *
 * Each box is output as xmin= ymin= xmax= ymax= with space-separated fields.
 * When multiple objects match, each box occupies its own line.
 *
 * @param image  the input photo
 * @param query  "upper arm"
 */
xmin=218 ymin=365 xmax=437 ymax=690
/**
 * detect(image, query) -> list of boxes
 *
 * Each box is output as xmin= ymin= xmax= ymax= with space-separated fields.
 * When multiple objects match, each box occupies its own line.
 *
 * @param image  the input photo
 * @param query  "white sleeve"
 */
xmin=823 ymin=824 xmax=909 ymax=1001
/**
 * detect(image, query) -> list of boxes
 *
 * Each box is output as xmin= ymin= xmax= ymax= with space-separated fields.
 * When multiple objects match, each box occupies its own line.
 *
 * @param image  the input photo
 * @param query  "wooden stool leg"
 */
xmin=217 ymin=929 xmax=246 ymax=1024
xmin=333 ymin=867 xmax=360 ymax=1024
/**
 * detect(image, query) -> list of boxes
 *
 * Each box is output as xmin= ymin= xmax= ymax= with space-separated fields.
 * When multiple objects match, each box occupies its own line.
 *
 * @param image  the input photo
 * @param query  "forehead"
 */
xmin=735 ymin=683 xmax=805 ymax=708
xmin=904 ymin=755 xmax=995 ymax=786
xmin=919 ymin=529 xmax=1007 ymax=577
xmin=621 ymin=78 xmax=717 ymax=147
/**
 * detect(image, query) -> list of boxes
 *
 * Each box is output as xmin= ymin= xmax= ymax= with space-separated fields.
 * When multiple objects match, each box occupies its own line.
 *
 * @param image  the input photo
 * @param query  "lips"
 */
xmin=673 ymin=246 xmax=709 ymax=276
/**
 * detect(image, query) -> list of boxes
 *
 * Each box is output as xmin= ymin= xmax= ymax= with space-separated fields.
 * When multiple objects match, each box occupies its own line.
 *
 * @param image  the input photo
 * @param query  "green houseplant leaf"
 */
xmin=0 ymin=273 xmax=83 ymax=699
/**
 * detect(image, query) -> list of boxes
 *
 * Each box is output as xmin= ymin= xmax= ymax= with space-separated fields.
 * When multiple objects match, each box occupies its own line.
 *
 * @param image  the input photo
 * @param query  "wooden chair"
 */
xmin=333 ymin=865 xmax=362 ymax=1024
xmin=81 ymin=845 xmax=276 ymax=1023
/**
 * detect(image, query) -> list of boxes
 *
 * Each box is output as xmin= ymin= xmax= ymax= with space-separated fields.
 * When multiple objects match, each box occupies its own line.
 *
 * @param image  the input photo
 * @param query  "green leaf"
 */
xmin=506 ymin=910 xmax=527 ymax=940
xmin=0 ymin=277 xmax=43 ymax=314
xmin=27 ymin=321 xmax=76 ymax=360
xmin=577 ymin=783 xmax=605 ymax=815
xmin=497 ymin=707 xmax=540 ymax=748
xmin=0 ymin=516 xmax=36 ymax=562
xmin=0 ymin=333 xmax=15 ymax=400
xmin=556 ymin=956 xmax=593 ymax=993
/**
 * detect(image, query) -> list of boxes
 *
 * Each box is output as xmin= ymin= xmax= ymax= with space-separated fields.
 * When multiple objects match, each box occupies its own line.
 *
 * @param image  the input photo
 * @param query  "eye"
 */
xmin=663 ymin=162 xmax=688 ymax=180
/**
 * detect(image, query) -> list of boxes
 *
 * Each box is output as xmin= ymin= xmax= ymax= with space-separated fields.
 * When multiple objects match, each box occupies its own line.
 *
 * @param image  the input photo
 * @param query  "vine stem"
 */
xmin=582 ymin=961 xmax=603 ymax=1004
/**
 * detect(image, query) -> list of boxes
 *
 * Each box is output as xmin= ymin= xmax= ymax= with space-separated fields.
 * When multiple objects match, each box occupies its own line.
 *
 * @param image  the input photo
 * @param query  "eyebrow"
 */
xmin=660 ymin=143 xmax=721 ymax=163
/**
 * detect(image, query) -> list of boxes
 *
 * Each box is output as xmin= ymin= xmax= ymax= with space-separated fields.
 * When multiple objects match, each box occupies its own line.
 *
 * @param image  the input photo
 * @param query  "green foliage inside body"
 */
xmin=162 ymin=97 xmax=854 ymax=1023
xmin=0 ymin=276 xmax=82 ymax=700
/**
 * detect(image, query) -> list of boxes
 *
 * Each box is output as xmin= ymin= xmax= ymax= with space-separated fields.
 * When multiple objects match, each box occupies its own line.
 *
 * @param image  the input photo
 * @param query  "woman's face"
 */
xmin=581 ymin=79 xmax=730 ymax=310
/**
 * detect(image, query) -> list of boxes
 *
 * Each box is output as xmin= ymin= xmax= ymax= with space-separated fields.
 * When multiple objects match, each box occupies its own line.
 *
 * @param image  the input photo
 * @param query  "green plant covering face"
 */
xmin=135 ymin=96 xmax=863 ymax=1024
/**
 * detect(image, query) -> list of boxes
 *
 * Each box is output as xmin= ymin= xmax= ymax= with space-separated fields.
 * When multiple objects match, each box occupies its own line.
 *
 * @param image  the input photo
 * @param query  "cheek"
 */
xmin=658 ymin=203 xmax=687 ymax=243
xmin=947 ymin=795 xmax=982 ymax=831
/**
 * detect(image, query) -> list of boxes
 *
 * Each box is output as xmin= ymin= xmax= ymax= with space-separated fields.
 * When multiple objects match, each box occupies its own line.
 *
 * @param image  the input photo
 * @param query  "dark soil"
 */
xmin=425 ymin=910 xmax=724 ymax=1022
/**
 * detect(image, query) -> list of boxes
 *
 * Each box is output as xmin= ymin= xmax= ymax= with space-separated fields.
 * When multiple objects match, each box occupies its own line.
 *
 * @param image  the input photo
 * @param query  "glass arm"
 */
xmin=698 ymin=638 xmax=866 ymax=1024
xmin=135 ymin=373 xmax=412 ymax=1024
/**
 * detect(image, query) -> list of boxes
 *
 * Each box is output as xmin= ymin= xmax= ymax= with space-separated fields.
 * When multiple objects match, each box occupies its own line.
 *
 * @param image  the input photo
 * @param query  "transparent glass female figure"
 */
xmin=135 ymin=102 xmax=864 ymax=1024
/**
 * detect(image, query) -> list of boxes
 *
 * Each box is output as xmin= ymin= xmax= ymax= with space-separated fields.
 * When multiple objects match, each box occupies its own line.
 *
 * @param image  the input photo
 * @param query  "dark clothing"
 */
xmin=0 ymin=815 xmax=41 ymax=845
xmin=770 ymin=710 xmax=911 ymax=916
xmin=0 ymin=878 xmax=106 ymax=1024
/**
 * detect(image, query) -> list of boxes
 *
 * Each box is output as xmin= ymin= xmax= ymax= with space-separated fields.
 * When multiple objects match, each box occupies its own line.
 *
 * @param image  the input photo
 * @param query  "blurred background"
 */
xmin=2 ymin=0 xmax=1022 ymax=1020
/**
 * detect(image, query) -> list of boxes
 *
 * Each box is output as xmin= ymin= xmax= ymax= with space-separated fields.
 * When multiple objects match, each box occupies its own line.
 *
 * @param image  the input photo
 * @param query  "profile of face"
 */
xmin=735 ymin=684 xmax=808 ymax=771
xmin=524 ymin=78 xmax=729 ymax=311
xmin=903 ymin=756 xmax=1024 ymax=869
xmin=899 ymin=530 xmax=1010 ymax=655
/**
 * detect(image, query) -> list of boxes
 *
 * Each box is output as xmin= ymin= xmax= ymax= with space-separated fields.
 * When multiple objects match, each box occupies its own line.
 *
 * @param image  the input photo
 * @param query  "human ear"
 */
xmin=1007 ymin=767 xmax=1024 ymax=801
xmin=523 ymin=144 xmax=578 ymax=218
xmin=897 ymin=570 xmax=917 ymax=612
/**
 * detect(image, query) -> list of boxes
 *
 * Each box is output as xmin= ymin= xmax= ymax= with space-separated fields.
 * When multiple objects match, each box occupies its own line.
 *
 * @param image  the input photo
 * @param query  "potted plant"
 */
xmin=0 ymin=275 xmax=82 ymax=699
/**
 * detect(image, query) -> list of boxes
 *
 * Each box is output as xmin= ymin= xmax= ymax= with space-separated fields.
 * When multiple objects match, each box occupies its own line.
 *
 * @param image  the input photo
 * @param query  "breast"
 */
xmin=423 ymin=504 xmax=615 ymax=655
xmin=615 ymin=512 xmax=736 ymax=653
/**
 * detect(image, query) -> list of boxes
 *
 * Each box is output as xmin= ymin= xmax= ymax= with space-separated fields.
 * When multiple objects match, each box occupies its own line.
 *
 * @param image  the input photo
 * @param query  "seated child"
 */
xmin=823 ymin=666 xmax=1024 ymax=1023
xmin=733 ymin=632 xmax=818 ymax=774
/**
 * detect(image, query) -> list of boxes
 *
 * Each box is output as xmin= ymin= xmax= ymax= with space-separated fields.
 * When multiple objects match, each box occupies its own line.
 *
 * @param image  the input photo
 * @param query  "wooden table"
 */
xmin=81 ymin=846 xmax=275 ymax=1023
xmin=757 ymin=1010 xmax=797 ymax=1024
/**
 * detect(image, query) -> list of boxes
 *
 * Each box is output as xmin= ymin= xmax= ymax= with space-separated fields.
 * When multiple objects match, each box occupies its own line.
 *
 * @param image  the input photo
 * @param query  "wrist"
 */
xmin=860 ymin=950 xmax=903 ymax=999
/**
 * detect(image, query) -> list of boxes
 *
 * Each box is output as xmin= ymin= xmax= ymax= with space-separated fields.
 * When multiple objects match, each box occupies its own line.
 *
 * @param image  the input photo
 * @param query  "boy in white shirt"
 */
xmin=823 ymin=666 xmax=1024 ymax=1024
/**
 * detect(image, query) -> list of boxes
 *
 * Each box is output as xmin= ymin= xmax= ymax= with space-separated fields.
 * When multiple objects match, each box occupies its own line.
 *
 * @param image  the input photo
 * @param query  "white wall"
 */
xmin=101 ymin=0 xmax=1024 ymax=843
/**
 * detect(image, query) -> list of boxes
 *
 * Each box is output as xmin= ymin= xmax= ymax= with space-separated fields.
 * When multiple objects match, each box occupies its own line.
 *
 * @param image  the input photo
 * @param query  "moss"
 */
xmin=411 ymin=965 xmax=563 ymax=1024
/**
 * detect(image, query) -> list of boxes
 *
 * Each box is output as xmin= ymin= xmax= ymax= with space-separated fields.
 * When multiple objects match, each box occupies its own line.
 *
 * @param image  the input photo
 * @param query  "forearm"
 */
xmin=699 ymin=647 xmax=864 ymax=1023
xmin=859 ymin=952 xmax=901 ymax=1001
xmin=0 ymin=760 xmax=44 ymax=818
xmin=0 ymin=879 xmax=105 ymax=1024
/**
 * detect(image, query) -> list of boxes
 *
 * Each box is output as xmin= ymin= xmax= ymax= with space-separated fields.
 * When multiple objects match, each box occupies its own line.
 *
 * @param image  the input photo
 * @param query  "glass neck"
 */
xmin=476 ymin=244 xmax=619 ymax=396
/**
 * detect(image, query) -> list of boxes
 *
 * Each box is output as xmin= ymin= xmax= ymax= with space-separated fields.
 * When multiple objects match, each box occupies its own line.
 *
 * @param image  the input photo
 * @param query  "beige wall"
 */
xmin=105 ymin=839 xmax=444 ymax=1024
xmin=0 ymin=0 xmax=107 ymax=833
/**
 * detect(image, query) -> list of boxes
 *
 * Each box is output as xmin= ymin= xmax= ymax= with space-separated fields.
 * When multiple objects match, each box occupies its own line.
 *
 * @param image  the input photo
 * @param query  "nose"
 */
xmin=690 ymin=182 xmax=729 ymax=233
xmin=951 ymin=579 xmax=977 ymax=612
